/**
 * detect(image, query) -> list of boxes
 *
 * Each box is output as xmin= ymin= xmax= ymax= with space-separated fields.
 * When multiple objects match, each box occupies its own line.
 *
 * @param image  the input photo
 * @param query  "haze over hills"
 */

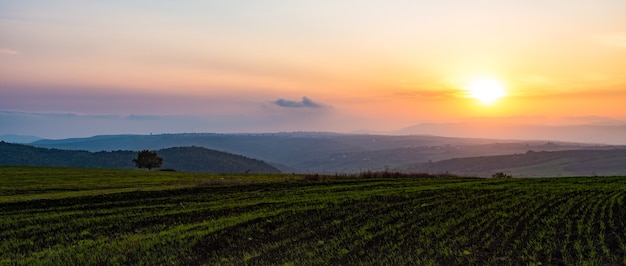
xmin=4 ymin=108 xmax=626 ymax=146
xmin=24 ymin=132 xmax=624 ymax=175
xmin=395 ymin=122 xmax=626 ymax=145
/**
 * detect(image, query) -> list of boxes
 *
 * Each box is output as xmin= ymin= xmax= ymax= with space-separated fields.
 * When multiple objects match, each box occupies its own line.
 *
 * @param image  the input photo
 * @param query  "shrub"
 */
xmin=492 ymin=172 xmax=512 ymax=179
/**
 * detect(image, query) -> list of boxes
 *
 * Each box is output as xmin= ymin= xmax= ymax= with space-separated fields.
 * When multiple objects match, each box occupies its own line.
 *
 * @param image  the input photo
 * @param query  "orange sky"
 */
xmin=1 ymin=1 xmax=626 ymax=138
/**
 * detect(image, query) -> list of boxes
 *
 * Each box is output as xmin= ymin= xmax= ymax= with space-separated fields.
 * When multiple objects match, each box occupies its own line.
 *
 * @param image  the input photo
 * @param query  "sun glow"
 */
xmin=463 ymin=78 xmax=507 ymax=105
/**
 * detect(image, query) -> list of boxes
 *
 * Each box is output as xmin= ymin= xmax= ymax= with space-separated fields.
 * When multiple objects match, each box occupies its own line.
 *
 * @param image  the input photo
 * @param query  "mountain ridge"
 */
xmin=27 ymin=132 xmax=623 ymax=174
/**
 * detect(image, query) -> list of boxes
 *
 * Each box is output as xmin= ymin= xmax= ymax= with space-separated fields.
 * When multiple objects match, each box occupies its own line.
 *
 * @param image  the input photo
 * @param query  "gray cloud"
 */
xmin=274 ymin=96 xmax=322 ymax=108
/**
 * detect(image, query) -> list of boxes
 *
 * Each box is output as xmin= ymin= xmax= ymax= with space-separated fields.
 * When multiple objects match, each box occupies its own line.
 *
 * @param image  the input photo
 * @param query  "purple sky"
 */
xmin=2 ymin=1 xmax=626 ymax=140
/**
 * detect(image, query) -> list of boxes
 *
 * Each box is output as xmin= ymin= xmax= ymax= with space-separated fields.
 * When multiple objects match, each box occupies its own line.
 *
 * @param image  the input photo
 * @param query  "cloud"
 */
xmin=274 ymin=96 xmax=323 ymax=108
xmin=0 ymin=48 xmax=19 ymax=55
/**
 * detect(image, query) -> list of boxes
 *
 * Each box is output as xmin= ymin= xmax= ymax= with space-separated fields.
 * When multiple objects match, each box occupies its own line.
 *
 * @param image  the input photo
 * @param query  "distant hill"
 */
xmin=158 ymin=146 xmax=280 ymax=174
xmin=0 ymin=142 xmax=280 ymax=174
xmin=404 ymin=149 xmax=626 ymax=177
xmin=29 ymin=132 xmax=620 ymax=173
xmin=0 ymin=134 xmax=42 ymax=143
xmin=396 ymin=122 xmax=626 ymax=145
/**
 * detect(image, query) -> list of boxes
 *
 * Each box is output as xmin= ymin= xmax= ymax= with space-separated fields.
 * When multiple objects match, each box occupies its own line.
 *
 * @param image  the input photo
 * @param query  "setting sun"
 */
xmin=2 ymin=1 xmax=626 ymax=141
xmin=464 ymin=78 xmax=507 ymax=105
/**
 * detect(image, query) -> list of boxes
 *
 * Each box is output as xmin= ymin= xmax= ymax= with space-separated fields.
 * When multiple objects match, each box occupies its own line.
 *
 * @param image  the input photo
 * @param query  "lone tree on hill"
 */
xmin=132 ymin=150 xmax=163 ymax=170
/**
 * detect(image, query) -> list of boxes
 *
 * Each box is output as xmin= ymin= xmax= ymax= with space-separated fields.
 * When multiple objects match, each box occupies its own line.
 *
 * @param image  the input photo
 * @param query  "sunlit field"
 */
xmin=2 ymin=166 xmax=626 ymax=265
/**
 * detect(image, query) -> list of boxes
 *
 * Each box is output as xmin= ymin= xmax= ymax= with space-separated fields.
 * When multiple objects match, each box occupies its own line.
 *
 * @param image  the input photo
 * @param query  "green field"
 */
xmin=2 ymin=166 xmax=626 ymax=265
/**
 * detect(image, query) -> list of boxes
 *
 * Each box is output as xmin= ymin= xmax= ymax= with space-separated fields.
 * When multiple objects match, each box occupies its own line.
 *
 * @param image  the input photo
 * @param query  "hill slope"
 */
xmin=30 ymin=132 xmax=618 ymax=173
xmin=405 ymin=149 xmax=626 ymax=177
xmin=158 ymin=146 xmax=280 ymax=174
xmin=0 ymin=142 xmax=280 ymax=174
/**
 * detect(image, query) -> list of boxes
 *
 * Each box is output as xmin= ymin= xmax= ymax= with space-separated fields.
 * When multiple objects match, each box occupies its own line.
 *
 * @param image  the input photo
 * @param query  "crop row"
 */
xmin=2 ymin=175 xmax=626 ymax=265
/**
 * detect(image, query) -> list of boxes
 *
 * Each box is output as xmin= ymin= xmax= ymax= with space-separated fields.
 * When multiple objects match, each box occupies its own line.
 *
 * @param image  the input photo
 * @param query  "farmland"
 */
xmin=1 ymin=166 xmax=626 ymax=265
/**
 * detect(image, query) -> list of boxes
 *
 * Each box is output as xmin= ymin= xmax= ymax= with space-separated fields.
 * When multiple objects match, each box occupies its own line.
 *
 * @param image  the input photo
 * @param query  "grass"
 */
xmin=0 ymin=166 xmax=294 ymax=202
xmin=2 ymin=166 xmax=626 ymax=265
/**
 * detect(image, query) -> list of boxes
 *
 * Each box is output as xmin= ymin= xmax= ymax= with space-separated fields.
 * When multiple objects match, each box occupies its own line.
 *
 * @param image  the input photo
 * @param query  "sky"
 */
xmin=1 ymin=0 xmax=626 ymax=139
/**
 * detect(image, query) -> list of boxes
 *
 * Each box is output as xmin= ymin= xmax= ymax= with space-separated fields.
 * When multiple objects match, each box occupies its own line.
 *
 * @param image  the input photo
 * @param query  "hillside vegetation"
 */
xmin=0 ymin=142 xmax=280 ymax=174
xmin=29 ymin=132 xmax=623 ymax=174
xmin=406 ymin=149 xmax=626 ymax=177
xmin=2 ymin=166 xmax=626 ymax=265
